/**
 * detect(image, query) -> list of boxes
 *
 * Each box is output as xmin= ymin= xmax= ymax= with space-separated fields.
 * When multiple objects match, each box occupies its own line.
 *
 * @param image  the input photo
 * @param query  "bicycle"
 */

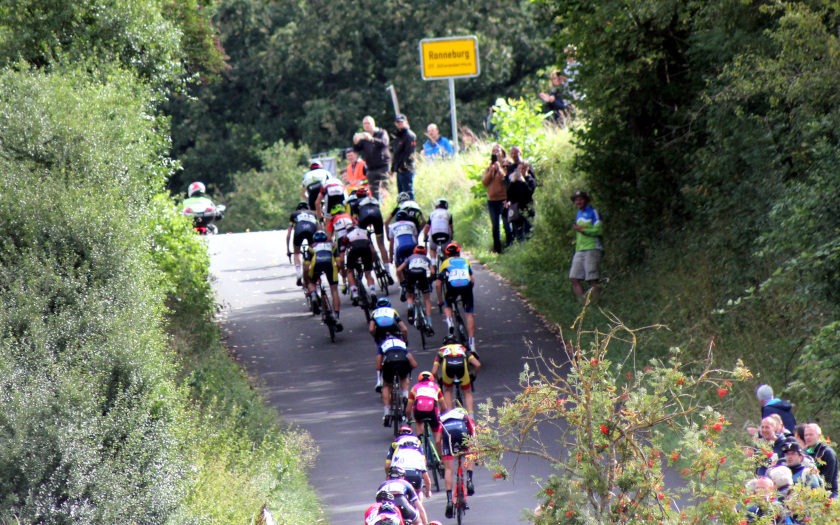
xmin=409 ymin=282 xmax=434 ymax=349
xmin=351 ymin=257 xmax=373 ymax=323
xmin=315 ymin=274 xmax=338 ymax=343
xmin=372 ymin=253 xmax=391 ymax=297
xmin=453 ymin=452 xmax=470 ymax=524
xmin=421 ymin=419 xmax=444 ymax=492
xmin=448 ymin=290 xmax=468 ymax=346
xmin=389 ymin=373 xmax=405 ymax=437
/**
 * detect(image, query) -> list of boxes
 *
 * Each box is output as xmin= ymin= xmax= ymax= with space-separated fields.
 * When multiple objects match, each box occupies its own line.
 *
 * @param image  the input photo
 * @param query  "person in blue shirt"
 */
xmin=422 ymin=123 xmax=454 ymax=159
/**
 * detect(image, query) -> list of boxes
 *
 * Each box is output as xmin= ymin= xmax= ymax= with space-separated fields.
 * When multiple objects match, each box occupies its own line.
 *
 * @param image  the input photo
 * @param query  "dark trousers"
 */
xmin=397 ymin=171 xmax=414 ymax=200
xmin=367 ymin=166 xmax=389 ymax=201
xmin=487 ymin=199 xmax=511 ymax=252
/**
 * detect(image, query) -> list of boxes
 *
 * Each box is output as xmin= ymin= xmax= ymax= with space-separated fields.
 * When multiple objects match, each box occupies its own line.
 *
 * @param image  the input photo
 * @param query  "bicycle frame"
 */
xmin=390 ymin=373 xmax=404 ymax=437
xmin=454 ymin=453 xmax=468 ymax=524
xmin=318 ymin=274 xmax=336 ymax=343
xmin=422 ymin=420 xmax=443 ymax=492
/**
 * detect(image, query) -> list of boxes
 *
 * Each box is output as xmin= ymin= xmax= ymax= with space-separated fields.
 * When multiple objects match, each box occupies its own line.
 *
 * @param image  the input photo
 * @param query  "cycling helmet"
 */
xmin=376 ymin=297 xmax=392 ymax=308
xmin=413 ymin=245 xmax=427 ymax=255
xmin=187 ymin=181 xmax=205 ymax=198
xmin=398 ymin=425 xmax=414 ymax=436
xmin=313 ymin=231 xmax=328 ymax=242
xmin=435 ymin=198 xmax=448 ymax=209
xmin=399 ymin=436 xmax=421 ymax=449
xmin=418 ymin=371 xmax=434 ymax=382
xmin=388 ymin=466 xmax=405 ymax=478
xmin=395 ymin=210 xmax=410 ymax=222
xmin=444 ymin=242 xmax=461 ymax=257
xmin=356 ymin=187 xmax=368 ymax=198
xmin=330 ymin=204 xmax=345 ymax=216
xmin=309 ymin=161 xmax=323 ymax=170
xmin=397 ymin=192 xmax=411 ymax=203
xmin=442 ymin=335 xmax=459 ymax=345
xmin=296 ymin=201 xmax=309 ymax=210
xmin=374 ymin=517 xmax=400 ymax=525
xmin=375 ymin=489 xmax=395 ymax=503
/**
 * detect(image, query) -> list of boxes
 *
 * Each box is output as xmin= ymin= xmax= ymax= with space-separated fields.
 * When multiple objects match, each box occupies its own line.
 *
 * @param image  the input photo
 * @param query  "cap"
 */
xmin=781 ymin=440 xmax=801 ymax=454
xmin=570 ymin=190 xmax=590 ymax=202
xmin=394 ymin=114 xmax=407 ymax=122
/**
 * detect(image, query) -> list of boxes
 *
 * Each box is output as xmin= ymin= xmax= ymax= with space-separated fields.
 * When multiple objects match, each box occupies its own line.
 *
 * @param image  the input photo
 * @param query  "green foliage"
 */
xmin=167 ymin=0 xmax=556 ymax=193
xmin=488 ymin=97 xmax=552 ymax=160
xmin=222 ymin=139 xmax=311 ymax=232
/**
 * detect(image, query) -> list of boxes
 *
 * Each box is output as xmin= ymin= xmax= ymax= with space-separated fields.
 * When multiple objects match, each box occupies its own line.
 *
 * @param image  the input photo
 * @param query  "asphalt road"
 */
xmin=208 ymin=230 xmax=566 ymax=525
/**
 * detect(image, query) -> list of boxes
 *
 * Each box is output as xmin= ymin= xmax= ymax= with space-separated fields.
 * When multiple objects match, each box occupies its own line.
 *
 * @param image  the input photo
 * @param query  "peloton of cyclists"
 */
xmin=396 ymin=245 xmax=435 ymax=335
xmin=286 ymin=201 xmax=319 ymax=287
xmin=377 ymin=466 xmax=429 ymax=525
xmin=436 ymin=242 xmax=476 ymax=352
xmin=376 ymin=334 xmax=418 ymax=427
xmin=303 ymin=230 xmax=343 ymax=332
xmin=431 ymin=335 xmax=481 ymax=414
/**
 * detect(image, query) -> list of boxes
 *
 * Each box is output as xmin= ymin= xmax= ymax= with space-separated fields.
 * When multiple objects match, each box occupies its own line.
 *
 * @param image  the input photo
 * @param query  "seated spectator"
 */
xmin=423 ymin=124 xmax=454 ymax=159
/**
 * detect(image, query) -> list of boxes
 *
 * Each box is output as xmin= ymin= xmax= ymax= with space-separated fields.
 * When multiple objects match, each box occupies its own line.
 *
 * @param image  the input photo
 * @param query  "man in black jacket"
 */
xmin=804 ymin=423 xmax=838 ymax=498
xmin=354 ymin=116 xmax=391 ymax=200
xmin=391 ymin=114 xmax=416 ymax=200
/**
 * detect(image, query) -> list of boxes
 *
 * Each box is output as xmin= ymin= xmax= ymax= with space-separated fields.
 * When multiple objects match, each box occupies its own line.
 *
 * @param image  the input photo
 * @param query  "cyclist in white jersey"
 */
xmin=301 ymin=162 xmax=331 ymax=211
xmin=423 ymin=198 xmax=453 ymax=309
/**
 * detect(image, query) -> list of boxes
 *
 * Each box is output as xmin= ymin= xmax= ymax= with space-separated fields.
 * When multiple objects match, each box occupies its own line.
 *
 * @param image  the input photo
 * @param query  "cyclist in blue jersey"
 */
xmin=436 ymin=242 xmax=476 ymax=353
xmin=388 ymin=210 xmax=419 ymax=302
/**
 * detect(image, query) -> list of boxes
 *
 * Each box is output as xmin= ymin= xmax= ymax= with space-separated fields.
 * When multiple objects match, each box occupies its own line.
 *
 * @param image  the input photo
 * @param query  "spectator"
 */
xmin=756 ymin=384 xmax=797 ymax=434
xmin=392 ymin=114 xmax=417 ymax=199
xmin=481 ymin=144 xmax=511 ymax=253
xmin=539 ymin=70 xmax=571 ymax=126
xmin=569 ymin=190 xmax=603 ymax=303
xmin=459 ymin=126 xmax=478 ymax=151
xmin=752 ymin=416 xmax=786 ymax=476
xmin=342 ymin=148 xmax=367 ymax=189
xmin=422 ymin=123 xmax=454 ymax=159
xmin=794 ymin=423 xmax=808 ymax=450
xmin=505 ymin=164 xmax=534 ymax=242
xmin=804 ymin=423 xmax=839 ymax=498
xmin=743 ymin=476 xmax=782 ymax=523
xmin=780 ymin=440 xmax=822 ymax=489
xmin=353 ymin=116 xmax=391 ymax=201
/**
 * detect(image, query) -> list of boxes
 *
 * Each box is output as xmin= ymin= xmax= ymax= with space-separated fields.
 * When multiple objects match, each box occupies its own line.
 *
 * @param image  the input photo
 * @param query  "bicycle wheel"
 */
xmin=453 ymin=378 xmax=464 ymax=409
xmin=355 ymin=269 xmax=372 ymax=323
xmin=455 ymin=460 xmax=466 ymax=525
xmin=416 ymin=300 xmax=427 ymax=350
xmin=424 ymin=425 xmax=441 ymax=492
xmin=320 ymin=285 xmax=336 ymax=343
xmin=374 ymin=258 xmax=390 ymax=296
xmin=391 ymin=377 xmax=403 ymax=437
xmin=454 ymin=301 xmax=468 ymax=346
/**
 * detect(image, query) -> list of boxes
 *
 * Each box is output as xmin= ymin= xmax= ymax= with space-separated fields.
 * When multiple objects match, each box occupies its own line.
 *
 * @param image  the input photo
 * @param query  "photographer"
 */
xmin=481 ymin=144 xmax=511 ymax=253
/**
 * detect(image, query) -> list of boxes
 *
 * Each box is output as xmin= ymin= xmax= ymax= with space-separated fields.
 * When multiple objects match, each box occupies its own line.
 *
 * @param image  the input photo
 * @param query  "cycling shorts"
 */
xmin=358 ymin=206 xmax=384 ymax=235
xmin=308 ymin=259 xmax=338 ymax=286
xmin=292 ymin=224 xmax=316 ymax=248
xmin=430 ymin=232 xmax=451 ymax=250
xmin=404 ymin=469 xmax=424 ymax=492
xmin=394 ymin=242 xmax=417 ymax=267
xmin=393 ymin=496 xmax=418 ymax=524
xmin=346 ymin=246 xmax=373 ymax=271
xmin=306 ymin=183 xmax=323 ymax=210
xmin=442 ymin=423 xmax=470 ymax=459
xmin=443 ymin=283 xmax=474 ymax=314
xmin=404 ymin=270 xmax=431 ymax=295
xmin=382 ymin=351 xmax=411 ymax=383
xmin=413 ymin=408 xmax=441 ymax=433
xmin=441 ymin=357 xmax=471 ymax=389
xmin=324 ymin=194 xmax=345 ymax=216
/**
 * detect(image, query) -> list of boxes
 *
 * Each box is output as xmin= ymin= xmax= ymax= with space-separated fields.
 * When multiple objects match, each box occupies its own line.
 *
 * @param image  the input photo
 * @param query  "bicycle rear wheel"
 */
xmin=424 ymin=425 xmax=441 ymax=492
xmin=391 ymin=377 xmax=403 ymax=437
xmin=320 ymin=285 xmax=336 ymax=343
xmin=453 ymin=300 xmax=468 ymax=346
xmin=415 ymin=300 xmax=427 ymax=350
xmin=455 ymin=460 xmax=466 ymax=525
xmin=374 ymin=258 xmax=390 ymax=296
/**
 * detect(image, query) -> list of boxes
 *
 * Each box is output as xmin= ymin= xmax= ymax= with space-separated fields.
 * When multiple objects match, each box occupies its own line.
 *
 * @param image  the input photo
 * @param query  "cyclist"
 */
xmin=343 ymin=223 xmax=378 ymax=304
xmin=318 ymin=175 xmax=348 ymax=221
xmin=387 ymin=192 xmax=426 ymax=231
xmin=389 ymin=210 xmax=419 ymax=302
xmin=387 ymin=434 xmax=432 ymax=500
xmin=370 ymin=297 xmax=410 ymax=348
xmin=377 ymin=466 xmax=428 ymax=525
xmin=423 ymin=198 xmax=453 ymax=310
xmin=355 ymin=187 xmax=393 ymax=274
xmin=286 ymin=201 xmax=319 ymax=287
xmin=364 ymin=492 xmax=404 ymax=525
xmin=396 ymin=245 xmax=435 ymax=335
xmin=182 ymin=181 xmax=223 ymax=233
xmin=377 ymin=335 xmax=418 ymax=427
xmin=326 ymin=204 xmax=356 ymax=293
xmin=304 ymin=231 xmax=343 ymax=331
xmin=437 ymin=242 xmax=476 ymax=353
xmin=406 ymin=371 xmax=446 ymax=459
xmin=440 ymin=407 xmax=477 ymax=519
xmin=386 ymin=426 xmax=419 ymax=471
xmin=431 ymin=336 xmax=481 ymax=414
xmin=301 ymin=162 xmax=331 ymax=211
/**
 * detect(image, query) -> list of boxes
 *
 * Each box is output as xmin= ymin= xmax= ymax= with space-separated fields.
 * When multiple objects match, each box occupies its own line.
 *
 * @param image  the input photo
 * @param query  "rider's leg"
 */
xmin=463 ymin=386 xmax=474 ymax=415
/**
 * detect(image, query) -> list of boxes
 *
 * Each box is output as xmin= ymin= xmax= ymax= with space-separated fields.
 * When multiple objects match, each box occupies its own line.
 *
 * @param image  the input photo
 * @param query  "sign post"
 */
xmin=419 ymin=36 xmax=480 ymax=155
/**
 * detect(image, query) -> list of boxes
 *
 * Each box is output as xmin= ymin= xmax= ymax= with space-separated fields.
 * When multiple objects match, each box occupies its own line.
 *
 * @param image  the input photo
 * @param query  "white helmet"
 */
xmin=398 ymin=436 xmax=421 ymax=449
xmin=188 ymin=181 xmax=206 ymax=198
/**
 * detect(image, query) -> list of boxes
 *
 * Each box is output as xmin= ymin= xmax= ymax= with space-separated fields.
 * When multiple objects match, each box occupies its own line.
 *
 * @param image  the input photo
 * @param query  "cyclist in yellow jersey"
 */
xmin=436 ymin=242 xmax=476 ymax=352
xmin=431 ymin=336 xmax=481 ymax=414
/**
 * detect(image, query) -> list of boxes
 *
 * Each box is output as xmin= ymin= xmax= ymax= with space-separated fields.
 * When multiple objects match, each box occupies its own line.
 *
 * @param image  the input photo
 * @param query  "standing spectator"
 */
xmin=569 ymin=190 xmax=603 ymax=303
xmin=391 ymin=114 xmax=417 ymax=199
xmin=804 ymin=423 xmax=839 ymax=498
xmin=751 ymin=416 xmax=786 ymax=476
xmin=539 ymin=70 xmax=571 ymax=126
xmin=481 ymin=144 xmax=510 ymax=253
xmin=780 ymin=441 xmax=822 ymax=489
xmin=756 ymin=384 xmax=797 ymax=434
xmin=342 ymin=147 xmax=367 ymax=190
xmin=422 ymin=123 xmax=454 ymax=159
xmin=505 ymin=164 xmax=533 ymax=242
xmin=353 ymin=116 xmax=391 ymax=201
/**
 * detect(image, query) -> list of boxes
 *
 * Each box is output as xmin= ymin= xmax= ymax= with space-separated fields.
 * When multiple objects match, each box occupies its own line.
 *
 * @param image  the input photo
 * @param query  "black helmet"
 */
xmin=395 ymin=210 xmax=410 ymax=222
xmin=442 ymin=335 xmax=459 ymax=345
xmin=375 ymin=489 xmax=395 ymax=502
xmin=313 ymin=231 xmax=328 ymax=242
xmin=388 ymin=466 xmax=405 ymax=478
xmin=296 ymin=201 xmax=309 ymax=210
